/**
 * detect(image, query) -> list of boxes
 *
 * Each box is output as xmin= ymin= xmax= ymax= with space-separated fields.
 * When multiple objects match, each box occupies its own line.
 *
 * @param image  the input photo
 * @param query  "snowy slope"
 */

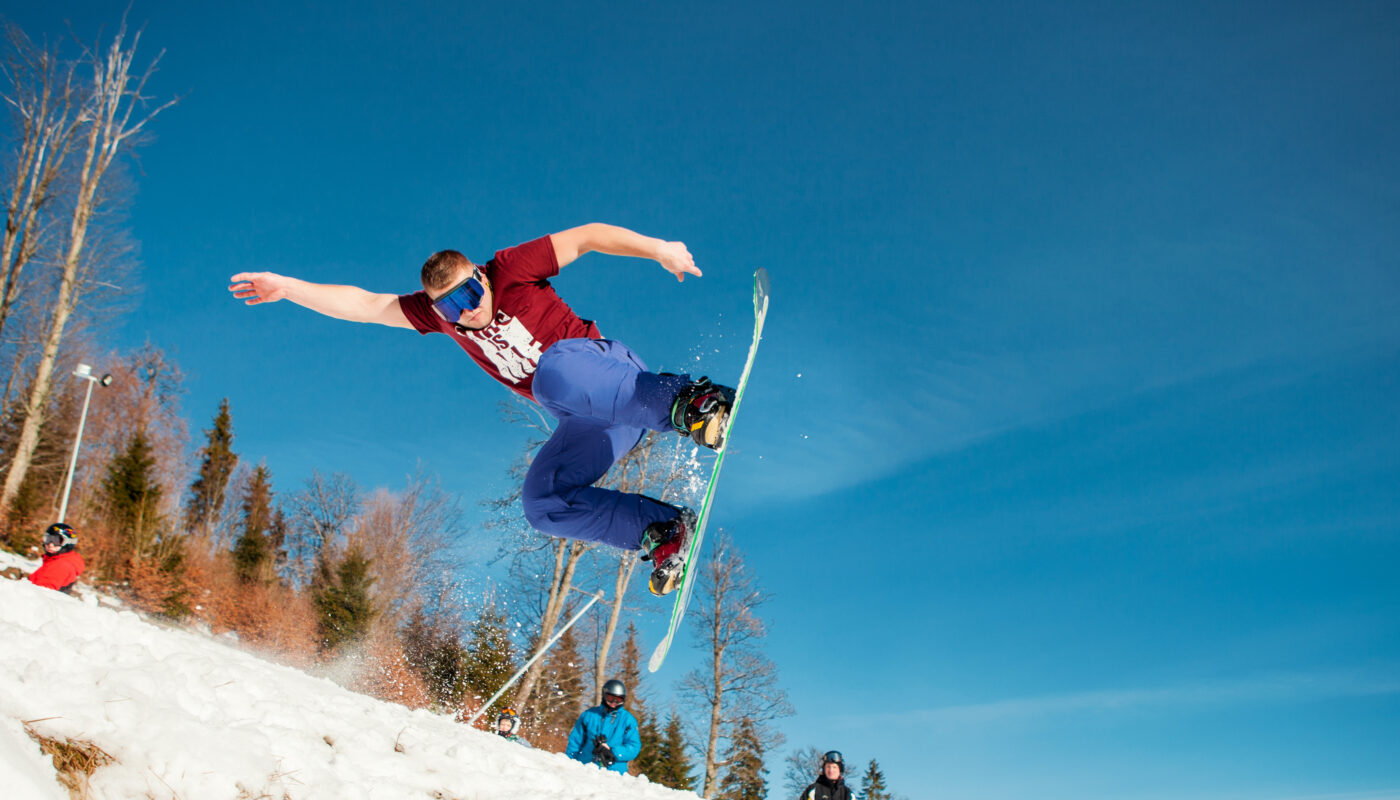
xmin=0 ymin=553 xmax=693 ymax=800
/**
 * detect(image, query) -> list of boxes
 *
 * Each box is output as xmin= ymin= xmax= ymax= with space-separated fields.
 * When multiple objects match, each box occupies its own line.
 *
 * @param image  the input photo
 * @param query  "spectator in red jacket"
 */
xmin=28 ymin=523 xmax=85 ymax=594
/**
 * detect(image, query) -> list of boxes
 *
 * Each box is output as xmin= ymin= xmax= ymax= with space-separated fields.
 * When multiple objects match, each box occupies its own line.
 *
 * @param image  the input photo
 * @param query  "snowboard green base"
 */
xmin=648 ymin=268 xmax=770 ymax=672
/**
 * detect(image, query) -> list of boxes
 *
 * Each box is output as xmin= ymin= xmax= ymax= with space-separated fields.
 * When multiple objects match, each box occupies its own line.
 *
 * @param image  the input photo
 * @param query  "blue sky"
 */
xmin=7 ymin=0 xmax=1399 ymax=797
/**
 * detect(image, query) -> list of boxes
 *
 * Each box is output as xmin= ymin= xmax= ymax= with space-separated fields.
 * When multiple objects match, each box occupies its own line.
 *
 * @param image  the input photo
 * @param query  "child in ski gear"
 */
xmin=229 ymin=224 xmax=733 ymax=596
xmin=566 ymin=679 xmax=640 ymax=774
xmin=494 ymin=708 xmax=530 ymax=747
xmin=28 ymin=523 xmax=85 ymax=594
xmin=799 ymin=751 xmax=852 ymax=800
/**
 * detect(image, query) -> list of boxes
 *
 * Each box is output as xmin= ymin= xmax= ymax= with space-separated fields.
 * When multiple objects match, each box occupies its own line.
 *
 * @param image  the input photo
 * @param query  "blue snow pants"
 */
xmin=522 ymin=338 xmax=689 ymax=551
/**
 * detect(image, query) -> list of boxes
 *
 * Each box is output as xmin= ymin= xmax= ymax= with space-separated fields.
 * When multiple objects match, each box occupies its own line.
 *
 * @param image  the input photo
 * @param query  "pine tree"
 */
xmin=631 ymin=712 xmax=663 ymax=778
xmin=614 ymin=622 xmax=660 ymax=775
xmin=715 ymin=716 xmax=767 ymax=800
xmin=231 ymin=464 xmax=274 ymax=583
xmin=313 ymin=548 xmax=377 ymax=651
xmin=101 ymin=428 xmax=163 ymax=577
xmin=531 ymin=613 xmax=587 ymax=750
xmin=0 ymin=376 xmax=80 ymax=537
xmin=648 ymin=710 xmax=695 ymax=791
xmin=402 ymin=608 xmax=462 ymax=709
xmin=268 ymin=506 xmax=289 ymax=577
xmin=858 ymin=759 xmax=892 ymax=800
xmin=3 ymin=475 xmax=45 ymax=551
xmin=617 ymin=622 xmax=648 ymax=720
xmin=185 ymin=398 xmax=236 ymax=537
xmin=460 ymin=603 xmax=518 ymax=719
xmin=159 ymin=539 xmax=192 ymax=619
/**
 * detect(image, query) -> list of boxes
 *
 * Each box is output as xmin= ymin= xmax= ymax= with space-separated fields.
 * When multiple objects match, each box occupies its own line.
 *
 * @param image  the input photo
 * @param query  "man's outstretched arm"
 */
xmin=549 ymin=223 xmax=702 ymax=282
xmin=229 ymin=272 xmax=413 ymax=329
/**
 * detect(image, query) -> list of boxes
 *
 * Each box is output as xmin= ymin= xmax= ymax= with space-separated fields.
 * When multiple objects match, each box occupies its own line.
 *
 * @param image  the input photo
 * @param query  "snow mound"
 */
xmin=0 ymin=555 xmax=691 ymax=799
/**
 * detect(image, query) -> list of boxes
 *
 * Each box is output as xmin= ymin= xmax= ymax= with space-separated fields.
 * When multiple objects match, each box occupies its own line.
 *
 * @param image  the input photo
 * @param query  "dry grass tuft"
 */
xmin=24 ymin=721 xmax=115 ymax=799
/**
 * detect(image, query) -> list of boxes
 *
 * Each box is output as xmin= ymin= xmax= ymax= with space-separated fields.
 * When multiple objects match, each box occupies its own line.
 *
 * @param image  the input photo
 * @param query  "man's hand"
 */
xmin=593 ymin=736 xmax=615 ymax=767
xmin=229 ymin=272 xmax=294 ymax=305
xmin=656 ymin=240 xmax=701 ymax=282
xmin=226 ymin=272 xmax=412 ymax=328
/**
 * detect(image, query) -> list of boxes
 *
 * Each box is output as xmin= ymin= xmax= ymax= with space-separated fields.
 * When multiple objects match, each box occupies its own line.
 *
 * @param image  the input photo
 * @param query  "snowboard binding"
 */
xmin=670 ymin=377 xmax=735 ymax=450
xmin=640 ymin=507 xmax=697 ymax=596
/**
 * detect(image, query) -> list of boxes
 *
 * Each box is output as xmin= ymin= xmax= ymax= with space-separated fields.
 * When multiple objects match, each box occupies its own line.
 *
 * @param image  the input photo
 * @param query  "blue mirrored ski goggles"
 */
xmin=430 ymin=268 xmax=485 ymax=322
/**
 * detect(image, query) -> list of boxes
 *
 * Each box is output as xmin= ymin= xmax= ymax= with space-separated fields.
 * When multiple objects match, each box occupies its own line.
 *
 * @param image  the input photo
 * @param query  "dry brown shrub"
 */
xmin=526 ymin=722 xmax=570 ymax=754
xmin=195 ymin=558 xmax=319 ymax=669
xmin=351 ymin=628 xmax=431 ymax=710
xmin=24 ymin=721 xmax=115 ymax=799
xmin=65 ymin=517 xmax=121 ymax=583
xmin=124 ymin=557 xmax=174 ymax=614
xmin=195 ymin=549 xmax=242 ymax=626
xmin=238 ymin=584 xmax=320 ymax=667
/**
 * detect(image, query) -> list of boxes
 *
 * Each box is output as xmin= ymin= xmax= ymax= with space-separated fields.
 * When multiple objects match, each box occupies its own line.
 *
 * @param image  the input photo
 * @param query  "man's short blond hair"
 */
xmin=421 ymin=250 xmax=475 ymax=292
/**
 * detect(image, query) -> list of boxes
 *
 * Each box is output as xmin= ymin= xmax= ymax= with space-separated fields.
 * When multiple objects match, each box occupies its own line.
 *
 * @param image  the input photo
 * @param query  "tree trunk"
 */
xmin=1 ymin=21 xmax=174 ymax=513
xmin=513 ymin=538 xmax=585 ymax=712
xmin=593 ymin=552 xmax=636 ymax=703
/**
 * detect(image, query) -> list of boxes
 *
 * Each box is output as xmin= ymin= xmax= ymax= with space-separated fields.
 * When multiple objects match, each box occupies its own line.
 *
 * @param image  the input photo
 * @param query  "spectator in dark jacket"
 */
xmin=565 ymin=679 xmax=640 ymax=774
xmin=799 ymin=750 xmax=853 ymax=800
xmin=28 ymin=523 xmax=84 ymax=594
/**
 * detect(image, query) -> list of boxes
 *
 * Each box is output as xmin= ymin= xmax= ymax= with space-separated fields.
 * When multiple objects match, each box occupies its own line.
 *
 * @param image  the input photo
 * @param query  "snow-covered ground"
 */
xmin=0 ymin=551 xmax=693 ymax=799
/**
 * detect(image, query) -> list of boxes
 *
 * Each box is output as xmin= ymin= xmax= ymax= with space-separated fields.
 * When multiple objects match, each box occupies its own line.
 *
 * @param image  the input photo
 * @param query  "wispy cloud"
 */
xmin=845 ymin=669 xmax=1400 ymax=729
xmin=1262 ymin=792 xmax=1400 ymax=800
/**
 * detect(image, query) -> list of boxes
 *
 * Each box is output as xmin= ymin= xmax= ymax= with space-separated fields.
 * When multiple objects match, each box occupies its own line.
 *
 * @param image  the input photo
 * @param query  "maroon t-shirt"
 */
xmin=398 ymin=235 xmax=601 ymax=401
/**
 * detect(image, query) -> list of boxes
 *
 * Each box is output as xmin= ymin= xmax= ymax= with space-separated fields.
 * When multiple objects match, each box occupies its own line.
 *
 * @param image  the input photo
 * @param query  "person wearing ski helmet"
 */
xmin=494 ymin=707 xmax=530 ymax=747
xmin=799 ymin=750 xmax=852 ymax=800
xmin=566 ymin=678 xmax=641 ymax=774
xmin=28 ymin=523 xmax=85 ymax=594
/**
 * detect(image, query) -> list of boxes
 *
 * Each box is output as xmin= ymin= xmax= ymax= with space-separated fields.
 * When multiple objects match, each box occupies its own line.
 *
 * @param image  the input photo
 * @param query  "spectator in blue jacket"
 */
xmin=566 ymin=679 xmax=641 ymax=773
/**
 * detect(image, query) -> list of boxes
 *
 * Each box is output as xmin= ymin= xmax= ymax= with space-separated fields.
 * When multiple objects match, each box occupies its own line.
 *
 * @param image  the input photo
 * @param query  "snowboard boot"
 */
xmin=640 ymin=506 xmax=698 ymax=596
xmin=669 ymin=377 xmax=736 ymax=450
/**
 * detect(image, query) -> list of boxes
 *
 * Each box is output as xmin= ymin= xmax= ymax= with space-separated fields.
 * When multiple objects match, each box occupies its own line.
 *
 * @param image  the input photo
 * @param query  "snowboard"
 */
xmin=648 ymin=267 xmax=770 ymax=672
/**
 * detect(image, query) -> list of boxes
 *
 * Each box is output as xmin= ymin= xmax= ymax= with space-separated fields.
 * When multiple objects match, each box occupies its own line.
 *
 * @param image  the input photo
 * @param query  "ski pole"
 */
xmin=465 ymin=588 xmax=604 ymax=727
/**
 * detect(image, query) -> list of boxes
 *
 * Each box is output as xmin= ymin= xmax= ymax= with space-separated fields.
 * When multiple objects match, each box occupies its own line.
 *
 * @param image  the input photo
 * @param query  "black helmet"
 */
xmin=43 ymin=523 xmax=77 ymax=551
xmin=822 ymin=750 xmax=845 ymax=775
xmin=602 ymin=679 xmax=626 ymax=701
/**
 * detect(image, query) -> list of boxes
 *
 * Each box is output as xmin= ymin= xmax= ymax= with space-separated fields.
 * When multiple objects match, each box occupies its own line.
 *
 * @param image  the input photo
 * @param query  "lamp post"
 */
xmin=57 ymin=362 xmax=113 ymax=523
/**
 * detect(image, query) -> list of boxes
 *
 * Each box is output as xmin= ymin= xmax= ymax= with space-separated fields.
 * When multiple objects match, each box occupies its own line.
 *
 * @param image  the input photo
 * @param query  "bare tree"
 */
xmin=590 ymin=431 xmax=698 ymax=702
xmin=283 ymin=470 xmax=361 ymax=586
xmin=345 ymin=468 xmax=463 ymax=628
xmin=497 ymin=399 xmax=699 ymax=714
xmin=680 ymin=531 xmax=794 ymax=797
xmin=1 ymin=17 xmax=176 ymax=512
xmin=475 ymin=397 xmax=592 ymax=715
xmin=0 ymin=23 xmax=84 ymax=361
xmin=510 ymin=535 xmax=593 ymax=714
xmin=783 ymin=746 xmax=825 ymax=799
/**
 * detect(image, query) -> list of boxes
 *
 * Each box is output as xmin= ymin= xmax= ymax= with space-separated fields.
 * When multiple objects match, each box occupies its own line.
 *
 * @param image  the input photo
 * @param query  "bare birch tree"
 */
xmin=477 ymin=397 xmax=593 ymax=715
xmin=0 ymin=24 xmax=84 ymax=364
xmin=680 ymin=531 xmax=794 ymax=797
xmin=1 ymin=18 xmax=176 ymax=513
xmin=589 ymin=431 xmax=697 ymax=702
xmin=496 ymin=398 xmax=700 ymax=714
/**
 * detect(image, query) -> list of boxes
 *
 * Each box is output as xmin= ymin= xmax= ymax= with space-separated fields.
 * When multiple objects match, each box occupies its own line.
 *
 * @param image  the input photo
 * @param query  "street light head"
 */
xmin=73 ymin=363 xmax=93 ymax=379
xmin=99 ymin=374 xmax=113 ymax=387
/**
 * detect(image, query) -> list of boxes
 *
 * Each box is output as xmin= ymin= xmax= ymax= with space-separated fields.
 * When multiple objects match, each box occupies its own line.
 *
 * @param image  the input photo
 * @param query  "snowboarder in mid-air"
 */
xmin=229 ymin=223 xmax=732 ymax=595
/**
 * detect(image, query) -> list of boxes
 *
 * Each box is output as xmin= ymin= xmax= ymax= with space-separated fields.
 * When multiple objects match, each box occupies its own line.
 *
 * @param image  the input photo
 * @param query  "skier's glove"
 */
xmin=593 ymin=737 xmax=615 ymax=767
